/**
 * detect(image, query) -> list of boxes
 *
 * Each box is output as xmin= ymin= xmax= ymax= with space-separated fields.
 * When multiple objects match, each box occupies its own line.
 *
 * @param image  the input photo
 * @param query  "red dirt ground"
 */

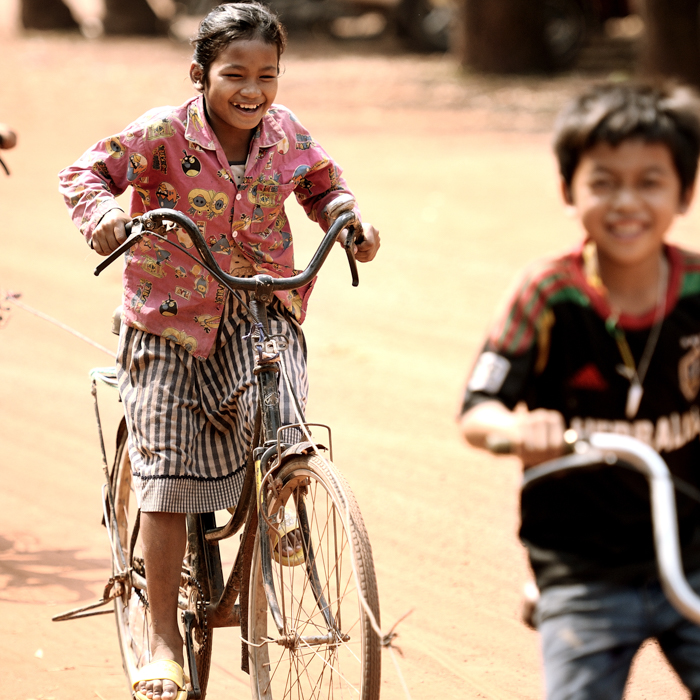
xmin=0 ymin=0 xmax=697 ymax=697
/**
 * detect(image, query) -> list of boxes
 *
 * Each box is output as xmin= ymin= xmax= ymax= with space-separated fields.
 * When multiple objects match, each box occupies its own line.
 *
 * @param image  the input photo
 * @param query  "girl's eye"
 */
xmin=640 ymin=178 xmax=662 ymax=190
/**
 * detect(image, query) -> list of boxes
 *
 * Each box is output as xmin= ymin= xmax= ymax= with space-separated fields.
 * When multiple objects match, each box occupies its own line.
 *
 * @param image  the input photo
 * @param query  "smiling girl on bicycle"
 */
xmin=59 ymin=4 xmax=379 ymax=699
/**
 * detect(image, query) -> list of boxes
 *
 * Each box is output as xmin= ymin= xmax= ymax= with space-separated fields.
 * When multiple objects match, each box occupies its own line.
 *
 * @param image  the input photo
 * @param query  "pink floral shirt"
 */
xmin=59 ymin=95 xmax=359 ymax=359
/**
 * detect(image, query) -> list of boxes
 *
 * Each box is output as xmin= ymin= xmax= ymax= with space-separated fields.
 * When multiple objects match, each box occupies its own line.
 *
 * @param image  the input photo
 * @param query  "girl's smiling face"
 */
xmin=190 ymin=38 xmax=279 ymax=143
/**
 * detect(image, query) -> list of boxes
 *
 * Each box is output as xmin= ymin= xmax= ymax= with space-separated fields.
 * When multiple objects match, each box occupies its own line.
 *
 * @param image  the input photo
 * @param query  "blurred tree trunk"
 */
xmin=21 ymin=0 xmax=79 ymax=30
xmin=459 ymin=0 xmax=553 ymax=73
xmin=103 ymin=0 xmax=165 ymax=35
xmin=639 ymin=0 xmax=700 ymax=86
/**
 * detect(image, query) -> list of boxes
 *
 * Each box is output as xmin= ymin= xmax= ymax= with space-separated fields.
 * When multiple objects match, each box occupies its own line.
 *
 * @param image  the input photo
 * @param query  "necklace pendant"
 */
xmin=626 ymin=380 xmax=644 ymax=419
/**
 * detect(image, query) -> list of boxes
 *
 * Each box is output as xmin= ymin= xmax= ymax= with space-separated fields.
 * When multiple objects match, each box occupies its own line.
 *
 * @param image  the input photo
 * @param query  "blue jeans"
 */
xmin=535 ymin=570 xmax=700 ymax=700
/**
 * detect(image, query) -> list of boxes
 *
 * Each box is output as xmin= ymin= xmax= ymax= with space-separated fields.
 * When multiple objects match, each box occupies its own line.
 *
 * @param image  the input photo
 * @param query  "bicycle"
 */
xmin=52 ymin=201 xmax=382 ymax=700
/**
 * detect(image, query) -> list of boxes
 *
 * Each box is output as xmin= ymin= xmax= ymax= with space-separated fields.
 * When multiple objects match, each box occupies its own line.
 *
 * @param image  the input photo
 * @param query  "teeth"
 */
xmin=610 ymin=222 xmax=645 ymax=237
xmin=234 ymin=103 xmax=259 ymax=111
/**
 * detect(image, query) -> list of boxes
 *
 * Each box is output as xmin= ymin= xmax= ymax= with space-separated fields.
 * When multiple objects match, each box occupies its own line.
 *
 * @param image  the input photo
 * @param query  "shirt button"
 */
xmin=236 ymin=193 xmax=242 ymax=200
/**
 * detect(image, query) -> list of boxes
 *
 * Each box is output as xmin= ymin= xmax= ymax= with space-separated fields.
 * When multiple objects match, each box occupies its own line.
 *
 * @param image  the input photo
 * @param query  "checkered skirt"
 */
xmin=117 ymin=294 xmax=308 ymax=513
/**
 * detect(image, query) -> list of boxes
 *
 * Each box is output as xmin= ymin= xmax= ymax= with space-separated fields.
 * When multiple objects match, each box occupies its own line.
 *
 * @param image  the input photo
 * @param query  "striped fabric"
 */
xmin=489 ymin=253 xmax=590 ymax=356
xmin=117 ymin=293 xmax=308 ymax=513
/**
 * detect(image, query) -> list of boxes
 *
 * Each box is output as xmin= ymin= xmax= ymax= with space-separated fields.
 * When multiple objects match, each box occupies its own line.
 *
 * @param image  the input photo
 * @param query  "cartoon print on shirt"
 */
xmin=146 ymin=118 xmax=176 ymax=140
xmin=187 ymin=102 xmax=205 ymax=133
xmin=159 ymin=293 xmax=178 ymax=317
xmin=127 ymin=153 xmax=148 ymax=182
xmin=130 ymin=279 xmax=153 ymax=312
xmin=249 ymin=242 xmax=273 ymax=264
xmin=194 ymin=314 xmax=220 ymax=334
xmin=291 ymin=165 xmax=313 ymax=194
xmin=134 ymin=185 xmax=150 ymax=207
xmin=60 ymin=96 xmax=354 ymax=359
xmin=92 ymin=160 xmax=115 ymax=186
xmin=188 ymin=189 xmax=229 ymax=219
xmin=190 ymin=265 xmax=210 ymax=298
xmin=162 ymin=327 xmax=198 ymax=353
xmin=209 ymin=235 xmax=231 ymax=254
xmin=140 ymin=255 xmax=167 ymax=279
xmin=295 ymin=134 xmax=314 ymax=150
xmin=105 ymin=136 xmax=125 ymax=158
xmin=679 ymin=334 xmax=700 ymax=401
xmin=156 ymin=182 xmax=180 ymax=209
xmin=288 ymin=291 xmax=303 ymax=320
xmin=181 ymin=151 xmax=202 ymax=177
xmin=152 ymin=144 xmax=168 ymax=173
xmin=153 ymin=243 xmax=172 ymax=266
xmin=218 ymin=169 xmax=234 ymax=183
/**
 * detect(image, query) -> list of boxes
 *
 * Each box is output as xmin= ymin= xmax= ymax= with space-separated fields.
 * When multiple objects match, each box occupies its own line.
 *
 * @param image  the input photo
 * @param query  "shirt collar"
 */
xmin=184 ymin=95 xmax=286 ymax=150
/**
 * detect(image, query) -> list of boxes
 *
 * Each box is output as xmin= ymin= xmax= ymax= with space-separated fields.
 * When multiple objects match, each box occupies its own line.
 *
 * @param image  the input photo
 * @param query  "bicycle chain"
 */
xmin=184 ymin=573 xmax=209 ymax=649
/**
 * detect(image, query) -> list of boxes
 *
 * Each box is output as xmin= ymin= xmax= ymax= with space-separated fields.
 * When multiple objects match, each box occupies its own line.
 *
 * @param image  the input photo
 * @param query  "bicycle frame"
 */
xmin=91 ymin=205 xmax=363 ymax=684
xmin=524 ymin=432 xmax=700 ymax=626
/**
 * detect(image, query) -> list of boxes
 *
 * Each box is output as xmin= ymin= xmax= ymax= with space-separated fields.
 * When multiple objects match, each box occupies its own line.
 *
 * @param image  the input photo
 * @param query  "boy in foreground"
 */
xmin=460 ymin=83 xmax=700 ymax=698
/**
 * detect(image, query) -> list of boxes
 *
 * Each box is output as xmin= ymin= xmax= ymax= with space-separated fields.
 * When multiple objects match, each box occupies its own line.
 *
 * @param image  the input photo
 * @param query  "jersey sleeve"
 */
xmin=461 ymin=264 xmax=554 ymax=414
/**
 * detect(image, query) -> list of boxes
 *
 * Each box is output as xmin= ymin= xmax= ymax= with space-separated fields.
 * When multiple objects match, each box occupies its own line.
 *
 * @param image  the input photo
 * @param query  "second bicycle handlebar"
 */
xmin=520 ymin=432 xmax=700 ymax=626
xmin=94 ymin=207 xmax=361 ymax=292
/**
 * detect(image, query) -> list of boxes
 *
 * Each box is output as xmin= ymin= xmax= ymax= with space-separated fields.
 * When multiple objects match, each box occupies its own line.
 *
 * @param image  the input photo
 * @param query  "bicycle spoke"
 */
xmin=249 ymin=456 xmax=380 ymax=700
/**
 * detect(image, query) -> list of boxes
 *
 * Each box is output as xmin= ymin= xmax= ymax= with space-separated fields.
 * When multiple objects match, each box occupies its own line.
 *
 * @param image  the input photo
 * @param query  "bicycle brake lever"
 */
xmin=93 ymin=221 xmax=139 ymax=276
xmin=344 ymin=224 xmax=364 ymax=288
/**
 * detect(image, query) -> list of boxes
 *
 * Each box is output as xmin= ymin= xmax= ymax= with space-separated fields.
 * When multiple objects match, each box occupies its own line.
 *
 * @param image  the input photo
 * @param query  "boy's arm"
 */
xmin=460 ymin=399 xmax=566 ymax=468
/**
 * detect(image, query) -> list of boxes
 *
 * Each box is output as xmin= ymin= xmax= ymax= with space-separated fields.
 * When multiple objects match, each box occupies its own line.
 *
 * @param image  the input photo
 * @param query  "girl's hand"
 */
xmin=91 ymin=208 xmax=132 ymax=256
xmin=355 ymin=223 xmax=380 ymax=263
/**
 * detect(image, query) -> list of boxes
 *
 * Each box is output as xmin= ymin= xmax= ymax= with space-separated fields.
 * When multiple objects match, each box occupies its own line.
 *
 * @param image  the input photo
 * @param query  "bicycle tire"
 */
xmin=110 ymin=425 xmax=214 ymax=698
xmin=247 ymin=453 xmax=381 ymax=700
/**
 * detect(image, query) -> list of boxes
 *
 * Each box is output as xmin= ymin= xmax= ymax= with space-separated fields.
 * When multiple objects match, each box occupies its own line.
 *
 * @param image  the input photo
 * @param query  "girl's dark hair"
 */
xmin=554 ymin=82 xmax=700 ymax=198
xmin=192 ymin=2 xmax=287 ymax=79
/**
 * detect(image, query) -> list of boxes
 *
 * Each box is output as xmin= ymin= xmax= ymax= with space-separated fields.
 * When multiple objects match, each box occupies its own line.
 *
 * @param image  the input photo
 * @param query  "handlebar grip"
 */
xmin=94 ymin=222 xmax=136 ymax=276
xmin=485 ymin=435 xmax=514 ymax=454
xmin=486 ymin=429 xmax=579 ymax=456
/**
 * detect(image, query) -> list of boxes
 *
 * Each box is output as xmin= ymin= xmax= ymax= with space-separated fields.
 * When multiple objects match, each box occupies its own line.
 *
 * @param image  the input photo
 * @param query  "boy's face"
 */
xmin=566 ymin=139 xmax=693 ymax=269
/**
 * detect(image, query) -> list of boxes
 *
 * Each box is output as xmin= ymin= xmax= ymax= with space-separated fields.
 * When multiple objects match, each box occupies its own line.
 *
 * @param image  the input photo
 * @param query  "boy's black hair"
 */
xmin=192 ymin=2 xmax=287 ymax=81
xmin=554 ymin=82 xmax=700 ymax=200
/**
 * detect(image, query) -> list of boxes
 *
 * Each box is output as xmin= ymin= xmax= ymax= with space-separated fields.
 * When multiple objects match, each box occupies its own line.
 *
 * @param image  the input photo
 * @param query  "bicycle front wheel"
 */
xmin=110 ymin=426 xmax=213 ymax=698
xmin=248 ymin=453 xmax=381 ymax=700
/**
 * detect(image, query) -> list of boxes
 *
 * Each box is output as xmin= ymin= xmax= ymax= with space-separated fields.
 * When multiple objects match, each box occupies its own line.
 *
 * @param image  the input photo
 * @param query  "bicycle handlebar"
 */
xmin=518 ymin=432 xmax=700 ymax=626
xmin=94 ymin=207 xmax=362 ymax=293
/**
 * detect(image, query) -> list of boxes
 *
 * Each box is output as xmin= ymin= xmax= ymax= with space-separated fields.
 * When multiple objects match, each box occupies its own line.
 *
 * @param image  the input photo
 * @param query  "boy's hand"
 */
xmin=512 ymin=406 xmax=566 ymax=468
xmin=461 ymin=400 xmax=566 ymax=468
xmin=91 ymin=208 xmax=131 ymax=256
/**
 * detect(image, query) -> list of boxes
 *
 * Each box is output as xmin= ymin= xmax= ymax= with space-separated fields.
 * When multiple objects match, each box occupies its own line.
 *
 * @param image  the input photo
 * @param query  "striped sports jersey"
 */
xmin=462 ymin=243 xmax=700 ymax=588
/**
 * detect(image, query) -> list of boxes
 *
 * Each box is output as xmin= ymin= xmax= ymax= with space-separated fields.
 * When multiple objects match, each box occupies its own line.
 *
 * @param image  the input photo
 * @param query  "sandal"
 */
xmin=132 ymin=658 xmax=188 ymax=700
xmin=271 ymin=510 xmax=305 ymax=567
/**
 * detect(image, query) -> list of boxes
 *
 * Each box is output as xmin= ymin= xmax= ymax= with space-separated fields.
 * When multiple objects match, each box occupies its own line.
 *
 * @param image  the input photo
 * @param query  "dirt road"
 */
xmin=0 ymin=1 xmax=696 ymax=697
